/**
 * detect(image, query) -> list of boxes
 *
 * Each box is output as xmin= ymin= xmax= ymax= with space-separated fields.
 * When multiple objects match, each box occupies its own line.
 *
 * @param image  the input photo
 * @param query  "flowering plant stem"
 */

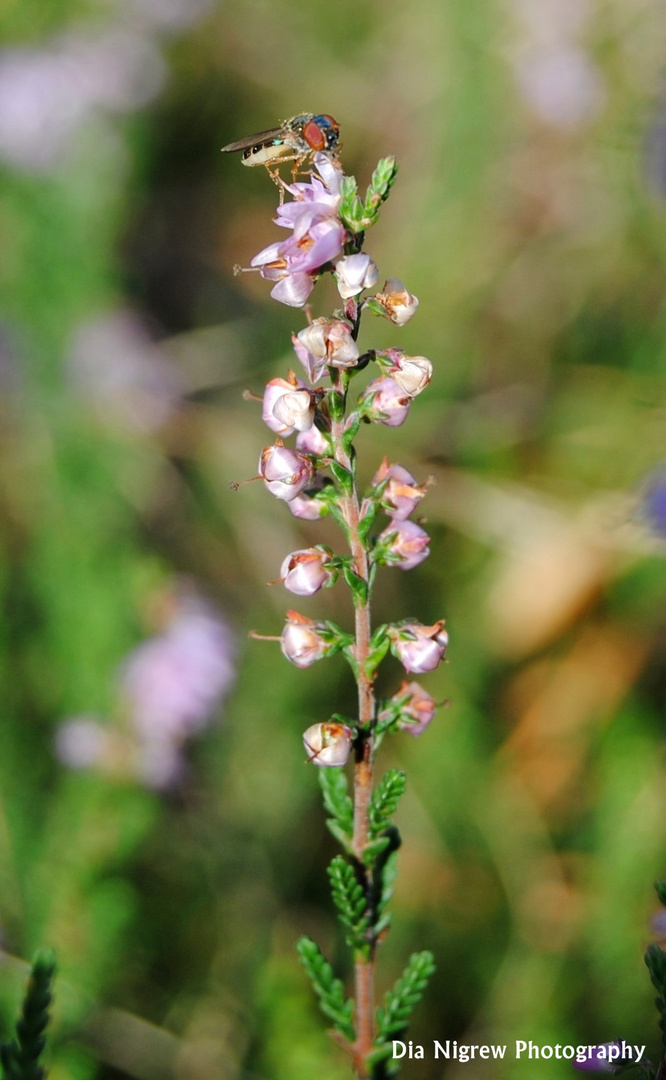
xmin=330 ymin=357 xmax=377 ymax=1068
xmin=231 ymin=134 xmax=444 ymax=1077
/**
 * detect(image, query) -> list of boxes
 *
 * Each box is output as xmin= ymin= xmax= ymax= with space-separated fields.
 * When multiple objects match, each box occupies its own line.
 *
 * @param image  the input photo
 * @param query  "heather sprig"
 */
xmin=232 ymin=137 xmax=445 ymax=1077
xmin=1 ymin=951 xmax=56 ymax=1080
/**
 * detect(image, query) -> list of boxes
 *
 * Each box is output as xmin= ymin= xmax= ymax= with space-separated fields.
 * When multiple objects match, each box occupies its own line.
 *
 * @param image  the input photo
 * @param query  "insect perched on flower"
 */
xmin=221 ymin=113 xmax=341 ymax=189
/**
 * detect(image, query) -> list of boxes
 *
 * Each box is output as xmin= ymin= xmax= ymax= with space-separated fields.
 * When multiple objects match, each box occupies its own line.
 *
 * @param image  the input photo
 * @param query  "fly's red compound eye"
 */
xmin=303 ymin=114 xmax=341 ymax=153
xmin=302 ymin=119 xmax=328 ymax=152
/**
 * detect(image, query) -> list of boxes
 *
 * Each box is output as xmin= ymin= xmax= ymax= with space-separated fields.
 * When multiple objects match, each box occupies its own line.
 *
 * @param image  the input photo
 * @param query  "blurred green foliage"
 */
xmin=0 ymin=1 xmax=665 ymax=1078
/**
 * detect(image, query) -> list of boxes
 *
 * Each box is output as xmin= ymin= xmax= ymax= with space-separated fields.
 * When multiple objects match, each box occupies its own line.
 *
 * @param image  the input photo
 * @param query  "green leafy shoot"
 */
xmin=369 ymin=770 xmax=406 ymax=840
xmin=645 ymin=942 xmax=666 ymax=1054
xmin=319 ymin=768 xmax=354 ymax=853
xmin=374 ymin=951 xmax=436 ymax=1047
xmin=328 ymin=856 xmax=371 ymax=956
xmin=373 ymin=849 xmax=400 ymax=937
xmin=296 ymin=937 xmax=356 ymax=1044
xmin=1 ymin=950 xmax=57 ymax=1080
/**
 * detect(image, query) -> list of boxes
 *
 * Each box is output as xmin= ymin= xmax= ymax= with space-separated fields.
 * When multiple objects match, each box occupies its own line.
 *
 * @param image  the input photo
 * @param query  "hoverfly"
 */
xmin=221 ymin=113 xmax=341 ymax=192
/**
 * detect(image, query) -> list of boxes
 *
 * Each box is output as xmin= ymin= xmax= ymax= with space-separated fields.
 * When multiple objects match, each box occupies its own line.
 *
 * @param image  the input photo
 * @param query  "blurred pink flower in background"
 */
xmin=0 ymin=0 xmax=214 ymax=173
xmin=56 ymin=586 xmax=235 ymax=789
xmin=67 ymin=310 xmax=183 ymax=433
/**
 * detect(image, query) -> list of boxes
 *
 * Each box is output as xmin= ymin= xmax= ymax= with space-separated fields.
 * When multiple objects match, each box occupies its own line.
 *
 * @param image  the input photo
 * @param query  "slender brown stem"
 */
xmin=329 ymin=368 xmax=376 ymax=1077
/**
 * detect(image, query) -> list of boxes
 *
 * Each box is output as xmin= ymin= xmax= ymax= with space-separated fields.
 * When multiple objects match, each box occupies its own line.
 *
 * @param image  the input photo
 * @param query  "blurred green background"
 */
xmin=1 ymin=0 xmax=666 ymax=1077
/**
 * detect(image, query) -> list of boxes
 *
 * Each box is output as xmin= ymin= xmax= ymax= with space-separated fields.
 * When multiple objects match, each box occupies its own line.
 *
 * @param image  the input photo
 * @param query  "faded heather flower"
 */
xmin=373 ymin=278 xmax=419 ymax=325
xmin=303 ymin=721 xmax=353 ymax=767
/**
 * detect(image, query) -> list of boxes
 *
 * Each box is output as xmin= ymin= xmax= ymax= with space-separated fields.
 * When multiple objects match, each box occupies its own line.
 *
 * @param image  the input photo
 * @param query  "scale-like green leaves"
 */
xmin=296 ymin=937 xmax=356 ymax=1044
xmin=328 ymin=855 xmax=371 ymax=956
xmin=375 ymin=951 xmax=436 ymax=1046
xmin=319 ymin=767 xmax=354 ymax=853
xmin=1 ymin=951 xmax=56 ymax=1080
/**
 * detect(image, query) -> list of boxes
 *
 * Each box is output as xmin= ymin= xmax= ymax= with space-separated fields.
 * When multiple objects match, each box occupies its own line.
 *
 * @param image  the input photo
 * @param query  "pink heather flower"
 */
xmin=295 ymin=318 xmax=360 ymax=381
xmin=296 ymin=424 xmax=330 ymax=457
xmin=281 ymin=610 xmax=330 ymax=667
xmin=389 ymin=620 xmax=449 ymax=674
xmin=251 ymin=216 xmax=346 ymax=308
xmin=262 ymin=374 xmax=314 ymax=435
xmin=573 ymin=1045 xmax=621 ymax=1072
xmin=280 ymin=547 xmax=335 ymax=596
xmin=335 ymin=253 xmax=379 ymax=299
xmin=121 ymin=594 xmax=235 ymax=743
xmin=372 ymin=459 xmax=426 ymax=520
xmin=377 ymin=520 xmax=430 ymax=571
xmin=381 ymin=349 xmax=432 ymax=397
xmin=360 ymin=376 xmax=411 ymax=427
xmin=373 ymin=278 xmax=420 ymax=325
xmin=288 ymin=479 xmax=330 ymax=520
xmin=275 ymin=159 xmax=343 ymax=232
xmin=380 ymin=682 xmax=436 ymax=737
xmin=259 ymin=443 xmax=314 ymax=501
xmin=303 ymin=721 xmax=353 ymax=767
xmin=55 ymin=716 xmax=110 ymax=769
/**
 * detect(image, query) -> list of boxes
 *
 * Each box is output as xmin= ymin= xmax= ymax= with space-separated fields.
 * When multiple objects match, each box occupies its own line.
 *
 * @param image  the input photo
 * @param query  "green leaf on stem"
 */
xmin=374 ymin=849 xmax=399 ymax=936
xmin=327 ymin=390 xmax=346 ymax=423
xmin=357 ymin=501 xmax=378 ymax=545
xmin=369 ymin=771 xmax=406 ymax=840
xmin=340 ymin=176 xmax=363 ymax=232
xmin=329 ymin=460 xmax=354 ymax=495
xmin=364 ymin=637 xmax=390 ymax=679
xmin=655 ymin=881 xmax=666 ymax=908
xmin=374 ymin=951 xmax=436 ymax=1046
xmin=296 ymin=936 xmax=356 ymax=1044
xmin=1 ymin=949 xmax=57 ymax=1080
xmin=342 ymin=563 xmax=368 ymax=606
xmin=328 ymin=855 xmax=372 ymax=956
xmin=319 ymin=767 xmax=353 ymax=838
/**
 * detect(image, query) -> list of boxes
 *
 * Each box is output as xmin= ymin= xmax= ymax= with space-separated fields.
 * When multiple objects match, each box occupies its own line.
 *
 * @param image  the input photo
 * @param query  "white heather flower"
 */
xmin=296 ymin=318 xmax=360 ymax=375
xmin=259 ymin=444 xmax=314 ymax=502
xmin=335 ymin=253 xmax=379 ymax=299
xmin=303 ymin=721 xmax=353 ymax=766
xmin=280 ymin=547 xmax=335 ymax=596
xmin=374 ymin=278 xmax=420 ymax=325
xmin=281 ymin=611 xmax=330 ymax=667
xmin=262 ymin=375 xmax=314 ymax=435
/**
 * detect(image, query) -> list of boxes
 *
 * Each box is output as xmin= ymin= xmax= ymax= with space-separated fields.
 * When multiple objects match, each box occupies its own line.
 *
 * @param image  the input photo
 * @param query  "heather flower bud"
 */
xmin=372 ymin=459 xmax=426 ymax=519
xmin=280 ymin=547 xmax=335 ymax=596
xmin=296 ymin=318 xmax=360 ymax=377
xmin=374 ymin=278 xmax=420 ymax=325
xmin=281 ymin=610 xmax=330 ymax=667
xmin=379 ymin=682 xmax=436 ymax=736
xmin=303 ymin=721 xmax=353 ymax=766
xmin=382 ymin=350 xmax=432 ymax=396
xmin=388 ymin=620 xmax=449 ymax=673
xmin=376 ymin=520 xmax=430 ymax=570
xmin=360 ymin=376 xmax=411 ymax=428
xmin=259 ymin=444 xmax=314 ymax=502
xmin=262 ymin=374 xmax=314 ymax=435
xmin=335 ymin=253 xmax=379 ymax=299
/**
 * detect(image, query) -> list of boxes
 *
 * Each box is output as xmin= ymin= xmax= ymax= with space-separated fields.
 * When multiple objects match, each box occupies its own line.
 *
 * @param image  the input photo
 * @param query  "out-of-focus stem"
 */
xmin=330 ymin=366 xmax=375 ymax=1076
